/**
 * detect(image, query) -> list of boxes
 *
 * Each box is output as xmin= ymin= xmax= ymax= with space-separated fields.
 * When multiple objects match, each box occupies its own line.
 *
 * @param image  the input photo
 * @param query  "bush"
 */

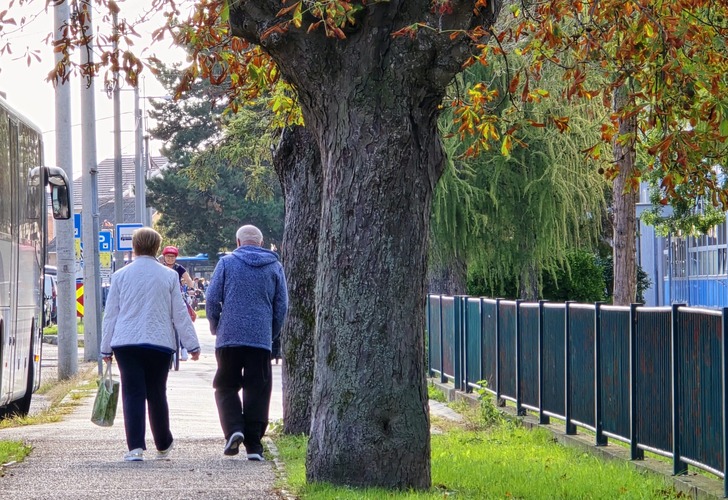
xmin=541 ymin=250 xmax=606 ymax=302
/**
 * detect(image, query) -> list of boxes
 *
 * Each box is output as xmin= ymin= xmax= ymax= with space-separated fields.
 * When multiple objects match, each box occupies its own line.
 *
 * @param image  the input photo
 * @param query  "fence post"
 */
xmin=671 ymin=302 xmax=688 ymax=475
xmin=463 ymin=295 xmax=471 ymax=393
xmin=496 ymin=298 xmax=504 ymax=406
xmin=479 ymin=297 xmax=484 ymax=389
xmin=538 ymin=300 xmax=549 ymax=424
xmin=515 ymin=300 xmax=524 ymax=416
xmin=629 ymin=303 xmax=644 ymax=460
xmin=722 ymin=307 xmax=728 ymax=498
xmin=454 ymin=295 xmax=462 ymax=391
xmin=439 ymin=295 xmax=446 ymax=384
xmin=594 ymin=302 xmax=607 ymax=446
xmin=565 ymin=301 xmax=576 ymax=435
xmin=426 ymin=294 xmax=431 ymax=378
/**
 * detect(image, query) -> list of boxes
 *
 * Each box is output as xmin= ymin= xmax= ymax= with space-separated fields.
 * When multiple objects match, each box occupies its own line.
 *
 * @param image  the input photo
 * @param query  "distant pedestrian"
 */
xmin=161 ymin=245 xmax=195 ymax=290
xmin=162 ymin=245 xmax=196 ymax=360
xmin=206 ymin=224 xmax=288 ymax=460
xmin=101 ymin=227 xmax=201 ymax=462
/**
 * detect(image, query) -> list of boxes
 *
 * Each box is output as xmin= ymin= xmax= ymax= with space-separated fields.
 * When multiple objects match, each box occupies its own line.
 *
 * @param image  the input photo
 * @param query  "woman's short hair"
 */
xmin=132 ymin=227 xmax=162 ymax=257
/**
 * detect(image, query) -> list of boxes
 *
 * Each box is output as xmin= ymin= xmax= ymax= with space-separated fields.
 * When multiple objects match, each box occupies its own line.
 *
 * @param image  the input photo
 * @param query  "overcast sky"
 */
xmin=0 ymin=0 xmax=188 ymax=178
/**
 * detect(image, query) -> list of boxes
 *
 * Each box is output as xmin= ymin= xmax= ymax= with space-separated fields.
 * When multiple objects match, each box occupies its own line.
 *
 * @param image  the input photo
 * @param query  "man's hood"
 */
xmin=231 ymin=245 xmax=280 ymax=267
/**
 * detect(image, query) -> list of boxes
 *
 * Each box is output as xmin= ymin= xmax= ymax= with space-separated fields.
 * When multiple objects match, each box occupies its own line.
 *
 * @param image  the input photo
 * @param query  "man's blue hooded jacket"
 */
xmin=206 ymin=245 xmax=288 ymax=354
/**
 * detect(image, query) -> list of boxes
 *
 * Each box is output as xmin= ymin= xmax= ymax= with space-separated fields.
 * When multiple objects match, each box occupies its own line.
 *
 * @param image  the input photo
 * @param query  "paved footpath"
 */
xmin=0 ymin=320 xmax=284 ymax=500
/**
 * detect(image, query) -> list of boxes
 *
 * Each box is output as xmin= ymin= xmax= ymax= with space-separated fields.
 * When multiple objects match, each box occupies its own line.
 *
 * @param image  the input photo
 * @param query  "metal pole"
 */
xmin=54 ymin=0 xmax=78 ymax=379
xmin=144 ymin=134 xmax=151 ymax=226
xmin=112 ymin=10 xmax=124 ymax=270
xmin=134 ymin=86 xmax=144 ymax=225
xmin=79 ymin=0 xmax=103 ymax=369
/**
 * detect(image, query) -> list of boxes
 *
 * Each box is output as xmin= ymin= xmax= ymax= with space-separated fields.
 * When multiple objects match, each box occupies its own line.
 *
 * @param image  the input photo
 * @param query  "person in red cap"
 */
xmin=161 ymin=245 xmax=196 ymax=361
xmin=161 ymin=246 xmax=195 ymax=290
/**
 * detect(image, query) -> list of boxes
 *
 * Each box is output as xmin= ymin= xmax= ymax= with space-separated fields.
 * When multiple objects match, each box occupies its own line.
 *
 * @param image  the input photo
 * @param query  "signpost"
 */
xmin=99 ymin=230 xmax=113 ymax=285
xmin=115 ymin=223 xmax=143 ymax=252
xmin=73 ymin=213 xmax=83 ymax=279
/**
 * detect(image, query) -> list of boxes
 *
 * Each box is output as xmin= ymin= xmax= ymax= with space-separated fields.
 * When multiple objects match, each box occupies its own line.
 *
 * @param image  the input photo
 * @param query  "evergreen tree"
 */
xmin=146 ymin=65 xmax=283 ymax=257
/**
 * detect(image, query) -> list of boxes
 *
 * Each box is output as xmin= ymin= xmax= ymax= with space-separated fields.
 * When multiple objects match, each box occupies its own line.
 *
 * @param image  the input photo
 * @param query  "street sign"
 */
xmin=99 ymin=231 xmax=113 ymax=252
xmin=73 ymin=213 xmax=81 ymax=239
xmin=116 ymin=223 xmax=143 ymax=251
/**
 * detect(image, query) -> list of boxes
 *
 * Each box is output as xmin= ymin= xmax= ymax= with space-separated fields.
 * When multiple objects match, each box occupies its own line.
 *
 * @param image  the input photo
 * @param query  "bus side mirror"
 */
xmin=45 ymin=167 xmax=71 ymax=220
xmin=51 ymin=184 xmax=70 ymax=220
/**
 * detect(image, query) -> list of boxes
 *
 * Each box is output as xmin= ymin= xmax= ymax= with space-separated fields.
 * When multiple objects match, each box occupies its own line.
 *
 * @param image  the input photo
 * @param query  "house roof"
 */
xmin=72 ymin=155 xmax=168 ymax=209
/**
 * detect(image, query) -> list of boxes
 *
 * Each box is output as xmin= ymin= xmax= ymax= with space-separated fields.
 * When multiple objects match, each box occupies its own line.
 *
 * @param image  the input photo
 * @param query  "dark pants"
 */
xmin=114 ymin=346 xmax=174 ymax=452
xmin=213 ymin=346 xmax=272 ymax=454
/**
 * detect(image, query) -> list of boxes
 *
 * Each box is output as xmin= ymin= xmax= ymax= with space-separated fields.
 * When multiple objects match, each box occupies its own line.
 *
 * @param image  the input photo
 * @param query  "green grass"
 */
xmin=272 ymin=400 xmax=682 ymax=500
xmin=196 ymin=309 xmax=207 ymax=319
xmin=0 ymin=441 xmax=31 ymax=466
xmin=0 ymin=363 xmax=97 ymax=429
xmin=43 ymin=319 xmax=84 ymax=336
xmin=427 ymin=383 xmax=446 ymax=403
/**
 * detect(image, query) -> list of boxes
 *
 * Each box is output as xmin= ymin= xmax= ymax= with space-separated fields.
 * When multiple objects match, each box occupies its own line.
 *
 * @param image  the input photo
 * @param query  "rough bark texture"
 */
xmin=427 ymin=255 xmax=467 ymax=295
xmin=612 ymin=86 xmax=638 ymax=306
xmin=273 ymin=126 xmax=321 ymax=436
xmin=230 ymin=0 xmax=502 ymax=489
xmin=519 ymin=262 xmax=540 ymax=301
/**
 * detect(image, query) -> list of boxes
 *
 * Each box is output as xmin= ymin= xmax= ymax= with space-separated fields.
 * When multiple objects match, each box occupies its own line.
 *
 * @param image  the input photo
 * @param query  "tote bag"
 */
xmin=91 ymin=361 xmax=120 ymax=427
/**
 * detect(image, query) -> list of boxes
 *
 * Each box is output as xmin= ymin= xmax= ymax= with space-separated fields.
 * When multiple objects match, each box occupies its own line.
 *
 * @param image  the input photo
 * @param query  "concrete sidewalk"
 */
xmin=0 ymin=320 xmax=284 ymax=500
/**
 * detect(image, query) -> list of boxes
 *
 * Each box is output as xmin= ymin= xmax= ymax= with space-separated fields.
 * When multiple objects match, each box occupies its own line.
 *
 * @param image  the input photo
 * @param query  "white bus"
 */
xmin=0 ymin=96 xmax=71 ymax=418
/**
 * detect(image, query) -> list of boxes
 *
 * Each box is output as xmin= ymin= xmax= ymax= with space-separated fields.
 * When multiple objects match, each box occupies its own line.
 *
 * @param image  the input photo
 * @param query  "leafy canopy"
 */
xmin=3 ymin=0 xmax=726 ymax=204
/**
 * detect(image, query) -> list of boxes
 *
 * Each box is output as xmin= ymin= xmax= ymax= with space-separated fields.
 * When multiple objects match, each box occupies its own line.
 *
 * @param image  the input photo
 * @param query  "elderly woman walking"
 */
xmin=100 ymin=227 xmax=201 ymax=461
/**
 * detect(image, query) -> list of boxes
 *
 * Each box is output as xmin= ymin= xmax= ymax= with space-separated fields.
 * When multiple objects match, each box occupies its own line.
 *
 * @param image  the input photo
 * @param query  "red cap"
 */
xmin=162 ymin=246 xmax=179 ymax=256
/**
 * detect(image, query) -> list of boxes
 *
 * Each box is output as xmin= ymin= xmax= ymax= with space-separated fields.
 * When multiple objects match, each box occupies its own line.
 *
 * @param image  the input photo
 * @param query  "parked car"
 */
xmin=43 ymin=265 xmax=57 ymax=327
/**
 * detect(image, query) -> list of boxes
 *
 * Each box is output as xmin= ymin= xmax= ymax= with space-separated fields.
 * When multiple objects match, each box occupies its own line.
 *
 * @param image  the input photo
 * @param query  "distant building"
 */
xmin=638 ymin=184 xmax=728 ymax=308
xmin=47 ymin=155 xmax=167 ymax=266
xmin=72 ymin=155 xmax=168 ymax=224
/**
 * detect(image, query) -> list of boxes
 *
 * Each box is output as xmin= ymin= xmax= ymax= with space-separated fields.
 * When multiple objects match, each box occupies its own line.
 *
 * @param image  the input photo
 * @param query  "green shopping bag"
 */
xmin=91 ymin=361 xmax=120 ymax=427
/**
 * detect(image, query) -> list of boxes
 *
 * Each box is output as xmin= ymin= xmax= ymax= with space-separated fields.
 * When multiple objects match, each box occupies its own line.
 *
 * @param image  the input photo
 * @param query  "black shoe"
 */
xmin=223 ymin=431 xmax=245 ymax=456
xmin=246 ymin=444 xmax=265 ymax=461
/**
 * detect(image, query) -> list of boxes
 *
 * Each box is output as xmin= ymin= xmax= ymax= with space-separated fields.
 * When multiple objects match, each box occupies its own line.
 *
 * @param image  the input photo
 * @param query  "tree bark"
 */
xmin=273 ymin=126 xmax=321 ymax=436
xmin=427 ymin=255 xmax=467 ymax=295
xmin=612 ymin=85 xmax=638 ymax=305
xmin=229 ymin=1 xmax=503 ymax=489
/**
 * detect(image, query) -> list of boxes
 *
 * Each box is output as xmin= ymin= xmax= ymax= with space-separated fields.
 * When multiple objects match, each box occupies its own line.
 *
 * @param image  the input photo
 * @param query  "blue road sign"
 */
xmin=73 ymin=213 xmax=82 ymax=239
xmin=116 ymin=223 xmax=143 ymax=251
xmin=99 ymin=231 xmax=113 ymax=252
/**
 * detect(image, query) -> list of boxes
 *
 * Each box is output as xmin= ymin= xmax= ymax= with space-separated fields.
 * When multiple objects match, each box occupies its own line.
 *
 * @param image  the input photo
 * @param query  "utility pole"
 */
xmin=144 ymin=134 xmax=152 ymax=225
xmin=112 ymin=9 xmax=124 ymax=270
xmin=79 ymin=0 xmax=103 ymax=369
xmin=134 ymin=86 xmax=145 ymax=225
xmin=54 ymin=0 xmax=78 ymax=379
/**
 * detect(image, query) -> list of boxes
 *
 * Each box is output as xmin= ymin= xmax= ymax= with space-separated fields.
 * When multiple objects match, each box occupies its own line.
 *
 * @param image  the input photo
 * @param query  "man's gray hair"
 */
xmin=236 ymin=225 xmax=264 ymax=246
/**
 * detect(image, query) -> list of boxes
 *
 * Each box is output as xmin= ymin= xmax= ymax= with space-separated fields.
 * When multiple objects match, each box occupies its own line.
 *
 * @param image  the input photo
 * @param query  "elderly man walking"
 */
xmin=206 ymin=224 xmax=288 ymax=460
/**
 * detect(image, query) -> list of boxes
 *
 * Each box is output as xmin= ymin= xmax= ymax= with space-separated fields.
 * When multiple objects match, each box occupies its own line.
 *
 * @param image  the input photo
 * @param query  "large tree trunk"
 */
xmin=612 ymin=85 xmax=638 ymax=305
xmin=302 ymin=86 xmax=439 ymax=489
xmin=273 ymin=126 xmax=321 ymax=435
xmin=229 ymin=1 xmax=503 ymax=490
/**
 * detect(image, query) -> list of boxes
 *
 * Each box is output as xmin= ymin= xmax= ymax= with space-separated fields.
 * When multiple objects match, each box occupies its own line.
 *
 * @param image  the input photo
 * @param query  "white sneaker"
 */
xmin=180 ymin=348 xmax=189 ymax=361
xmin=157 ymin=441 xmax=174 ymax=458
xmin=124 ymin=448 xmax=144 ymax=462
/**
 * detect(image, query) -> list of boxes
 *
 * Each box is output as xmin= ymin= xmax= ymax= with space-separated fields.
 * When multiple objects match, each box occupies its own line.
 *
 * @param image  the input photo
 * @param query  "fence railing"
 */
xmin=427 ymin=295 xmax=728 ymax=496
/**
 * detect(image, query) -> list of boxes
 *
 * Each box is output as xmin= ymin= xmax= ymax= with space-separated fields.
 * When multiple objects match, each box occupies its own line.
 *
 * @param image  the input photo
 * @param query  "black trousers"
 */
xmin=213 ymin=346 xmax=272 ymax=453
xmin=114 ymin=346 xmax=174 ymax=452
